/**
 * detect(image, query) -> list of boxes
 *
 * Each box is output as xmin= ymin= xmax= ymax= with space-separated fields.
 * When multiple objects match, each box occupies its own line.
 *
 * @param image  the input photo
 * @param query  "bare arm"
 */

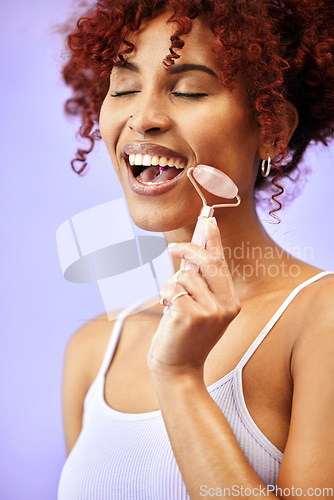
xmin=151 ymin=372 xmax=276 ymax=499
xmin=62 ymin=330 xmax=90 ymax=455
xmin=61 ymin=315 xmax=112 ymax=455
xmin=152 ymin=313 xmax=334 ymax=500
xmin=149 ymin=219 xmax=334 ymax=499
xmin=277 ymin=281 xmax=334 ymax=497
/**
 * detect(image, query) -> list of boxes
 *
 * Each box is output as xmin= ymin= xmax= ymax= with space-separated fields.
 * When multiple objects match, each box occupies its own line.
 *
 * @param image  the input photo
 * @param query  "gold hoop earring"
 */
xmin=261 ymin=154 xmax=271 ymax=177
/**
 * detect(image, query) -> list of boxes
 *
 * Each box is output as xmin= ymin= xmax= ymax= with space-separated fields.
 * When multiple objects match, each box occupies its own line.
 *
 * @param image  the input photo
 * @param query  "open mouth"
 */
xmin=128 ymin=153 xmax=186 ymax=184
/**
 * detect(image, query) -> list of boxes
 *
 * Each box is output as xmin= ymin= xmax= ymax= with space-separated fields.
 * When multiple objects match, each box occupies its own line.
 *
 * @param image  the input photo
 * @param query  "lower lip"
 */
xmin=127 ymin=165 xmax=185 ymax=196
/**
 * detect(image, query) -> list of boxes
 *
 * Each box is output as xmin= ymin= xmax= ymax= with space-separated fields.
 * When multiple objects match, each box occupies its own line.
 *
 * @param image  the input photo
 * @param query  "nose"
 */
xmin=127 ymin=97 xmax=171 ymax=135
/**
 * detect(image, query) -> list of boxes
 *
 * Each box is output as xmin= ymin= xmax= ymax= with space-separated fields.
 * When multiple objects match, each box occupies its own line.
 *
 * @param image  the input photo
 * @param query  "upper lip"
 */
xmin=122 ymin=143 xmax=188 ymax=163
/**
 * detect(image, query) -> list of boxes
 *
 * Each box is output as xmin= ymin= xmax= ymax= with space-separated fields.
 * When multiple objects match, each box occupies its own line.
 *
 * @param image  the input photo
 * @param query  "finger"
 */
xmin=168 ymin=237 xmax=234 ymax=302
xmin=204 ymin=217 xmax=226 ymax=262
xmin=160 ymin=280 xmax=178 ymax=297
xmin=165 ymin=268 xmax=196 ymax=287
xmin=165 ymin=269 xmax=185 ymax=286
xmin=171 ymin=269 xmax=215 ymax=305
xmin=168 ymin=242 xmax=213 ymax=268
xmin=168 ymin=241 xmax=228 ymax=287
xmin=159 ymin=282 xmax=192 ymax=309
xmin=167 ymin=219 xmax=226 ymax=267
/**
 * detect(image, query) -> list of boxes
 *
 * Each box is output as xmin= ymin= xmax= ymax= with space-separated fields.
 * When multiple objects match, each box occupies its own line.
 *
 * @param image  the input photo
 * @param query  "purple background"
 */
xmin=1 ymin=1 xmax=333 ymax=499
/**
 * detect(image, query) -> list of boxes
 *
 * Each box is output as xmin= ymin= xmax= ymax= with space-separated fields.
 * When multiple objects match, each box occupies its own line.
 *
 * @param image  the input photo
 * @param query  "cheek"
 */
xmin=182 ymin=107 xmax=259 ymax=197
xmin=99 ymin=101 xmax=112 ymax=150
xmin=99 ymin=100 xmax=120 ymax=159
xmin=99 ymin=110 xmax=121 ymax=182
xmin=186 ymin=106 xmax=258 ymax=163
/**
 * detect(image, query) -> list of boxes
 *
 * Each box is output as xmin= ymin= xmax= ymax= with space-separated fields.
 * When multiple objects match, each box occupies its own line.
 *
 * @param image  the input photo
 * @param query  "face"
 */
xmin=99 ymin=12 xmax=262 ymax=232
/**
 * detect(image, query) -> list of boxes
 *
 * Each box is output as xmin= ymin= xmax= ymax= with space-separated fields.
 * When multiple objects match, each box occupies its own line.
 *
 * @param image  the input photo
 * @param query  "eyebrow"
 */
xmin=113 ymin=60 xmax=219 ymax=79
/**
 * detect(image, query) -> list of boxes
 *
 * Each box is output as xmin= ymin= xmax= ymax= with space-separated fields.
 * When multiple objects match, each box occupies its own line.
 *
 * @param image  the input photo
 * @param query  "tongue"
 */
xmin=138 ymin=166 xmax=183 ymax=183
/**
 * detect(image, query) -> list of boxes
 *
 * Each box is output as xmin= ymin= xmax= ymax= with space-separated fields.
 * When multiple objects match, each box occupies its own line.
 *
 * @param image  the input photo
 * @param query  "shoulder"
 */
xmin=309 ymin=271 xmax=334 ymax=313
xmin=288 ymin=271 xmax=334 ymax=387
xmin=61 ymin=311 xmax=118 ymax=454
xmin=64 ymin=299 xmax=161 ymax=381
xmin=270 ymin=269 xmax=334 ymax=374
xmin=277 ymin=272 xmax=334 ymax=488
xmin=64 ymin=312 xmax=116 ymax=388
xmin=292 ymin=271 xmax=334 ymax=333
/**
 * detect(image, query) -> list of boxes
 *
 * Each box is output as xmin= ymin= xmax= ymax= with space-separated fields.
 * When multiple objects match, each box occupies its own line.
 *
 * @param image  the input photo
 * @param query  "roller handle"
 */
xmin=181 ymin=215 xmax=208 ymax=272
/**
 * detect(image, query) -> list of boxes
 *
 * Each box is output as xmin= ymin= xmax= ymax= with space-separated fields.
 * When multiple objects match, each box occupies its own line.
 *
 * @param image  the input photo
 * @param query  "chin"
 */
xmin=128 ymin=205 xmax=195 ymax=233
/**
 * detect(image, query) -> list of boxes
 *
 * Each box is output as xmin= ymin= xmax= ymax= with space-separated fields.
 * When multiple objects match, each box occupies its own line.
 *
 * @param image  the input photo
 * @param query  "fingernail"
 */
xmin=210 ymin=217 xmax=217 ymax=226
xmin=168 ymin=242 xmax=177 ymax=250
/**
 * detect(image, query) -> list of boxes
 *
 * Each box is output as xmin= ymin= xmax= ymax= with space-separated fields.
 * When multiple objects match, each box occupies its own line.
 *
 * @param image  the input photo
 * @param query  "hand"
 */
xmin=147 ymin=217 xmax=241 ymax=380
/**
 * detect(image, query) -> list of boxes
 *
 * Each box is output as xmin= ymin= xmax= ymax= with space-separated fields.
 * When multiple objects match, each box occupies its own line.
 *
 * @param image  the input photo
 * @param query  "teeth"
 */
xmin=143 ymin=155 xmax=152 ymax=166
xmin=134 ymin=154 xmax=143 ymax=165
xmin=127 ymin=153 xmax=185 ymax=169
xmin=140 ymin=181 xmax=165 ymax=185
xmin=159 ymin=157 xmax=168 ymax=167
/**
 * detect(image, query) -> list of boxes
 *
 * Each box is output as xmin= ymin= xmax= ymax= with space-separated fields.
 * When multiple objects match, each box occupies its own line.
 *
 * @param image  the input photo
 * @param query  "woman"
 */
xmin=58 ymin=1 xmax=334 ymax=498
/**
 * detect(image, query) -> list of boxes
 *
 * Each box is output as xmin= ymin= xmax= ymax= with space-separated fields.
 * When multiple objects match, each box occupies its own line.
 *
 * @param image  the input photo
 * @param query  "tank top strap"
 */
xmin=98 ymin=299 xmax=153 ymax=377
xmin=235 ymin=270 xmax=333 ymax=371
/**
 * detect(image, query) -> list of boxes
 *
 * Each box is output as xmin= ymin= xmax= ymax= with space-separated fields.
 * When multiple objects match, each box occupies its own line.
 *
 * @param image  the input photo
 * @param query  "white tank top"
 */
xmin=58 ymin=271 xmax=332 ymax=499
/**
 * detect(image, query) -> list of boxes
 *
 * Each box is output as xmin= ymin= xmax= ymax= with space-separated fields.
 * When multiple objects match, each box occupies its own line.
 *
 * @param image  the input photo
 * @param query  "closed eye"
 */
xmin=171 ymin=92 xmax=208 ymax=99
xmin=110 ymin=91 xmax=140 ymax=97
xmin=110 ymin=91 xmax=208 ymax=98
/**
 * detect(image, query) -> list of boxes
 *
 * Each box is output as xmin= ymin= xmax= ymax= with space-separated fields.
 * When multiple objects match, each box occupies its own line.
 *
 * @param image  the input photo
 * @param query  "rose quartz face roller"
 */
xmin=181 ymin=165 xmax=241 ymax=271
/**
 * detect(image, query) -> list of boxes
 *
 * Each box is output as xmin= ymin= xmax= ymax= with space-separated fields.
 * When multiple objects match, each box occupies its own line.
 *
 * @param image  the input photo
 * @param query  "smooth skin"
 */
xmin=62 ymin=12 xmax=334 ymax=500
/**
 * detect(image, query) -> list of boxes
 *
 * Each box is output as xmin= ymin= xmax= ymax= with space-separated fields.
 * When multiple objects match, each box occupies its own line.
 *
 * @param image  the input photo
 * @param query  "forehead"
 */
xmin=123 ymin=12 xmax=219 ymax=70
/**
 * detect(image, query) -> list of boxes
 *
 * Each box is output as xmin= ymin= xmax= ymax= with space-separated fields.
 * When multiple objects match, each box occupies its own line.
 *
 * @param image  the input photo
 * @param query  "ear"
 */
xmin=258 ymin=102 xmax=299 ymax=161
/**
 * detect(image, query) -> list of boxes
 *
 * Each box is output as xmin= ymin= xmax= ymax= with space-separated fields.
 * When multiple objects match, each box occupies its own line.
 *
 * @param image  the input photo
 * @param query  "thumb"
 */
xmin=205 ymin=217 xmax=225 ymax=260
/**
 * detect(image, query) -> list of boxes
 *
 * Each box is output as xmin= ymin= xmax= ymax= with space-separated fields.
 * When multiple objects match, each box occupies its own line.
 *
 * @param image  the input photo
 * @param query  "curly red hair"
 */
xmin=61 ymin=0 xmax=334 ymax=215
